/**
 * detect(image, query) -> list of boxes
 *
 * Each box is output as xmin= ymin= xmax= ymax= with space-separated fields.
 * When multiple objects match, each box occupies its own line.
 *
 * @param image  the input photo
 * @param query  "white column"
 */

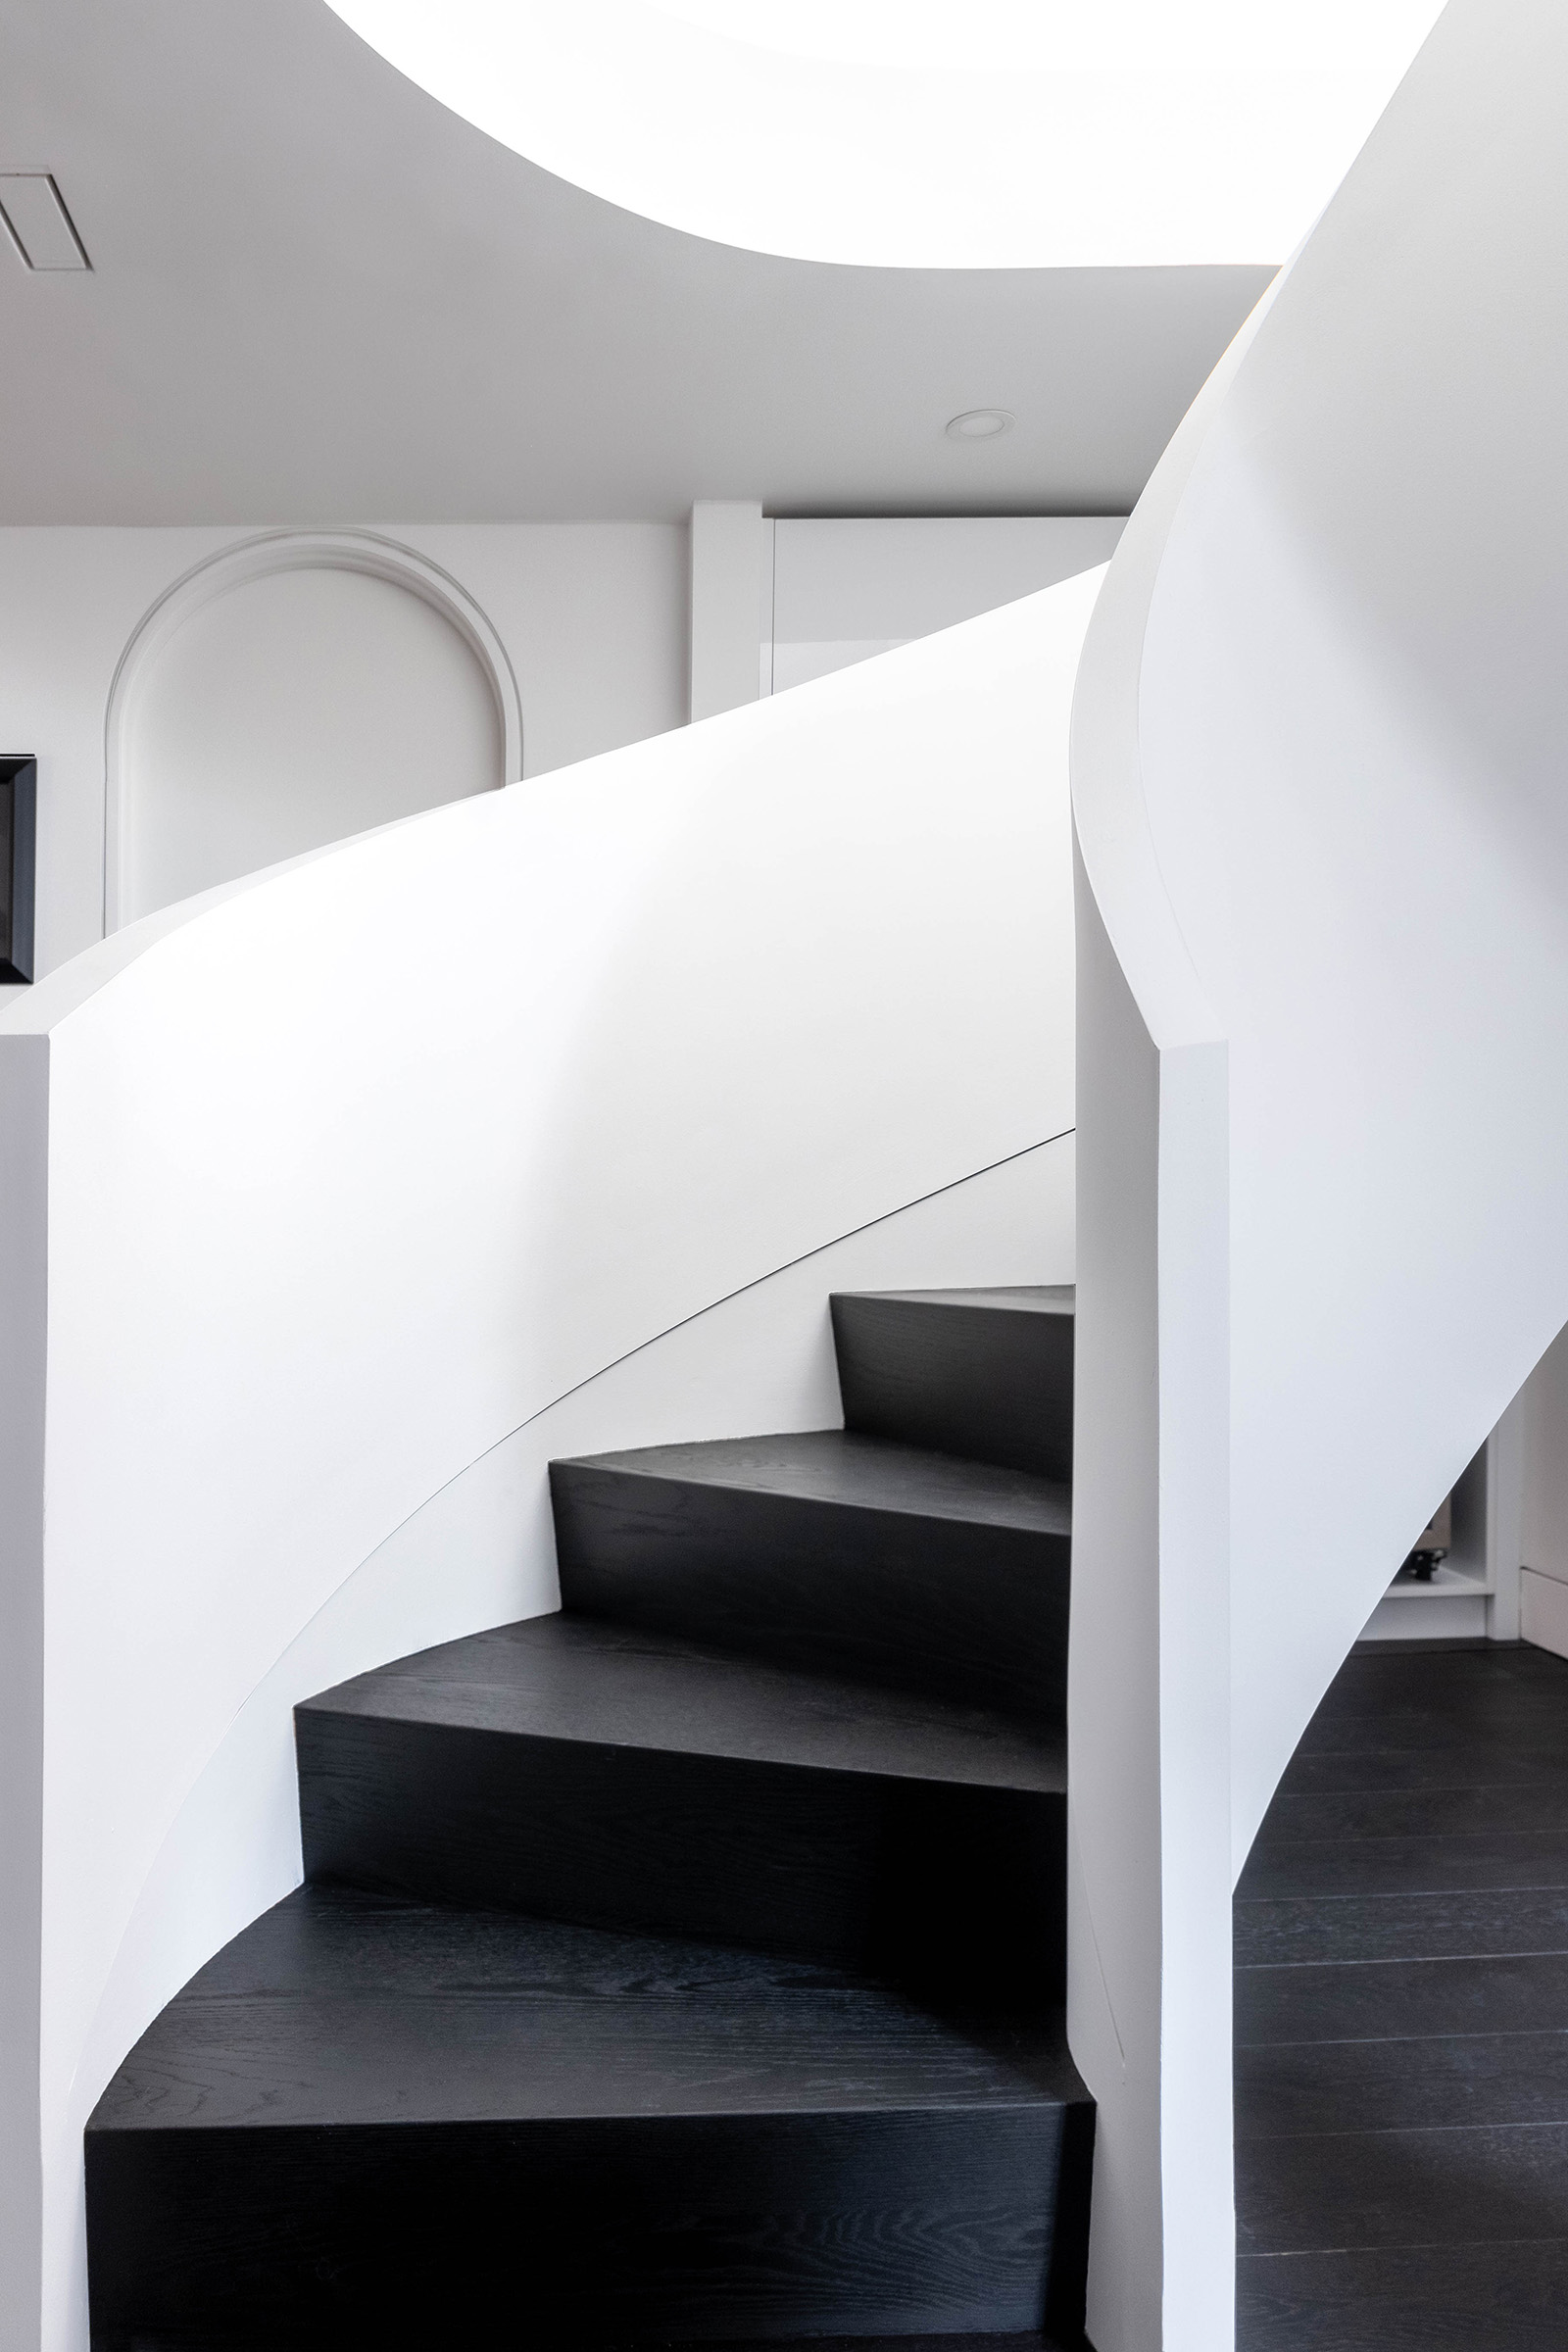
xmin=0 ymin=1033 xmax=48 ymax=2352
xmin=1489 ymin=1388 xmax=1526 ymax=1641
xmin=688 ymin=501 xmax=765 ymax=722
xmin=1070 ymin=854 xmax=1236 ymax=2352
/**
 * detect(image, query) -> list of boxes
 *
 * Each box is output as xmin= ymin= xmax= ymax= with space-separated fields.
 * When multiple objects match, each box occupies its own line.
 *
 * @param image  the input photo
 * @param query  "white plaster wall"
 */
xmin=687 ymin=509 xmax=1123 ymax=710
xmin=1522 ymin=1329 xmax=1568 ymax=1589
xmin=769 ymin=515 xmax=1125 ymax=692
xmin=0 ymin=520 xmax=687 ymax=1004
xmin=689 ymin=501 xmax=766 ymax=718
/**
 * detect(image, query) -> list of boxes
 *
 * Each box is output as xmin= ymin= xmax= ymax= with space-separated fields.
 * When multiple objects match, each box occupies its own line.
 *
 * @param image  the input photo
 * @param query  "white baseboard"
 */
xmin=1521 ymin=1566 xmax=1568 ymax=1660
xmin=1361 ymin=1591 xmax=1489 ymax=1641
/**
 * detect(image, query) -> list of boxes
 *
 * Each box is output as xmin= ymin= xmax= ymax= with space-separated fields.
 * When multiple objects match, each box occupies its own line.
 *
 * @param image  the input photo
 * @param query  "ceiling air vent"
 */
xmin=0 ymin=173 xmax=90 ymax=270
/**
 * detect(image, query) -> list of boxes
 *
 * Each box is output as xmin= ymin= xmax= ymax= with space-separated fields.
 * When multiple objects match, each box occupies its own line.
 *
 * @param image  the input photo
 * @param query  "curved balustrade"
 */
xmin=0 ymin=569 xmax=1098 ymax=2352
xmin=1070 ymin=1 xmax=1568 ymax=2342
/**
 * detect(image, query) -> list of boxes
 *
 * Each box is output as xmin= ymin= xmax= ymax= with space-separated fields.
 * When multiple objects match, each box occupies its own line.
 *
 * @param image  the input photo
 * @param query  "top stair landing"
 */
xmin=831 ymin=1286 xmax=1074 ymax=1482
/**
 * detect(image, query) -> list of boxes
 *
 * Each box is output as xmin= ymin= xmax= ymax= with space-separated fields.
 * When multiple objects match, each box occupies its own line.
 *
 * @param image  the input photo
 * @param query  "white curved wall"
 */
xmin=121 ymin=562 xmax=505 ymax=922
xmin=1137 ymin=0 xmax=1568 ymax=1857
xmin=0 ymin=566 xmax=1099 ymax=2352
xmin=1069 ymin=0 xmax=1568 ymax=2342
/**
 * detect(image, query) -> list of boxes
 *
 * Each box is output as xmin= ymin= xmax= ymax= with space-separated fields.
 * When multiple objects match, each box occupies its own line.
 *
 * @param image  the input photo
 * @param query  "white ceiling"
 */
xmin=0 ymin=0 xmax=1276 ymax=523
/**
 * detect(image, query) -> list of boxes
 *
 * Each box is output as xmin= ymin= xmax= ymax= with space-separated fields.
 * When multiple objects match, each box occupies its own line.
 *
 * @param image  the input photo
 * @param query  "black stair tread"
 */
xmin=556 ymin=1429 xmax=1071 ymax=1538
xmin=89 ymin=1886 xmax=1087 ymax=2135
xmin=651 ymin=2337 xmax=1082 ymax=2352
xmin=829 ymin=1288 xmax=1075 ymax=1488
xmin=837 ymin=1286 xmax=1075 ymax=1315
xmin=299 ymin=1612 xmax=1065 ymax=1796
xmin=552 ymin=1436 xmax=1069 ymax=1721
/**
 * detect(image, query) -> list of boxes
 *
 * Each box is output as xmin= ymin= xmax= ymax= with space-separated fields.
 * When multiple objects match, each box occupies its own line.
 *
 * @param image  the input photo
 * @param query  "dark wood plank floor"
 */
xmin=1236 ymin=1637 xmax=1568 ymax=2349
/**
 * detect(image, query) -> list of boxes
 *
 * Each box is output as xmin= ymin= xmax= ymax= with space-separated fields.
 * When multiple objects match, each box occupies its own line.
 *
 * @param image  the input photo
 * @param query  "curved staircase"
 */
xmin=84 ymin=1288 xmax=1093 ymax=2348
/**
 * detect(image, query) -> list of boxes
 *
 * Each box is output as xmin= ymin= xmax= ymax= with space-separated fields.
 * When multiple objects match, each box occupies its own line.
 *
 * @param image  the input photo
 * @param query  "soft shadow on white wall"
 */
xmin=121 ymin=565 xmax=505 ymax=923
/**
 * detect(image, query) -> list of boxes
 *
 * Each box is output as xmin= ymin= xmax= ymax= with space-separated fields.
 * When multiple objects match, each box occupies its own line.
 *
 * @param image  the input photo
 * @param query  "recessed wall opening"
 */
xmin=118 ymin=560 xmax=507 ymax=926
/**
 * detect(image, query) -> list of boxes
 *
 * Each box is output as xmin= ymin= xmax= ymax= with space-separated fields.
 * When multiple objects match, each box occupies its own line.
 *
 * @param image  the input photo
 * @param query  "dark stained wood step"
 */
xmin=551 ymin=1431 xmax=1070 ymax=1719
xmin=830 ymin=1288 xmax=1075 ymax=1482
xmin=648 ymin=2336 xmax=1086 ymax=2352
xmin=297 ymin=1614 xmax=1068 ymax=1998
xmin=86 ymin=1886 xmax=1094 ymax=2351
xmin=644 ymin=2335 xmax=1085 ymax=2352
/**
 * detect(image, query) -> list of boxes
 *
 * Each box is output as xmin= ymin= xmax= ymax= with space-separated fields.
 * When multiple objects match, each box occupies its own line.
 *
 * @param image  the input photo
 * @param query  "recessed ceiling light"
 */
xmin=946 ymin=410 xmax=1013 ymax=442
xmin=0 ymin=174 xmax=89 ymax=270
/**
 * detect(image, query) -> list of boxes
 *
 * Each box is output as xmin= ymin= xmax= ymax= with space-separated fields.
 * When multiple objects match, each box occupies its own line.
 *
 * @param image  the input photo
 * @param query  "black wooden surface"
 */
xmin=302 ymin=1610 xmax=1064 ymax=1788
xmin=552 ymin=1431 xmax=1070 ymax=1719
xmin=91 ymin=2002 xmax=1088 ymax=2349
xmin=89 ymin=1892 xmax=1092 ymax=2343
xmin=299 ymin=1618 xmax=1067 ymax=1996
xmin=90 ymin=1887 xmax=1084 ymax=2129
xmin=0 ymin=753 xmax=37 ymax=984
xmin=647 ymin=2338 xmax=1083 ymax=2352
xmin=87 ymin=1287 xmax=1092 ymax=2348
xmin=648 ymin=2337 xmax=1083 ymax=2352
xmin=91 ymin=1891 xmax=1088 ymax=2347
xmin=1236 ymin=1638 xmax=1568 ymax=2351
xmin=831 ymin=1288 xmax=1075 ymax=1482
xmin=90 ymin=2110 xmax=1081 ymax=2350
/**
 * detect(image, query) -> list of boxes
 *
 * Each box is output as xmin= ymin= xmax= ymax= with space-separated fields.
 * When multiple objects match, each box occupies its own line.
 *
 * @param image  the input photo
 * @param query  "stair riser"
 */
xmin=552 ymin=1468 xmax=1069 ymax=1719
xmin=297 ymin=1712 xmax=1066 ymax=1999
xmin=831 ymin=1296 xmax=1074 ymax=1483
xmin=86 ymin=2105 xmax=1093 ymax=2348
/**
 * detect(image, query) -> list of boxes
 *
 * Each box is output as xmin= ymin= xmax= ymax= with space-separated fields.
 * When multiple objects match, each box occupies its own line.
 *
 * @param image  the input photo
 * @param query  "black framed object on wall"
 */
xmin=1 ymin=755 xmax=37 ymax=984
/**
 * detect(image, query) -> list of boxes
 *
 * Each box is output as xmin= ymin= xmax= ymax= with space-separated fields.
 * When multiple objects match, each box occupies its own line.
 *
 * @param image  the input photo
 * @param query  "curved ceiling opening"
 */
xmin=327 ymin=0 xmax=1446 ymax=269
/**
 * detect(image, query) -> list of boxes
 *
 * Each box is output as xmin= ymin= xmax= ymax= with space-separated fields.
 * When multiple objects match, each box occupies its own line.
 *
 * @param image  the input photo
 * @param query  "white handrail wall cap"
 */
xmin=1070 ymin=270 xmax=1286 ymax=1054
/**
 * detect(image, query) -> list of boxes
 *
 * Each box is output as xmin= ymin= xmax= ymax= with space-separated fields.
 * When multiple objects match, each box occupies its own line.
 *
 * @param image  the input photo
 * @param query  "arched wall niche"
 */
xmin=104 ymin=529 xmax=524 ymax=931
